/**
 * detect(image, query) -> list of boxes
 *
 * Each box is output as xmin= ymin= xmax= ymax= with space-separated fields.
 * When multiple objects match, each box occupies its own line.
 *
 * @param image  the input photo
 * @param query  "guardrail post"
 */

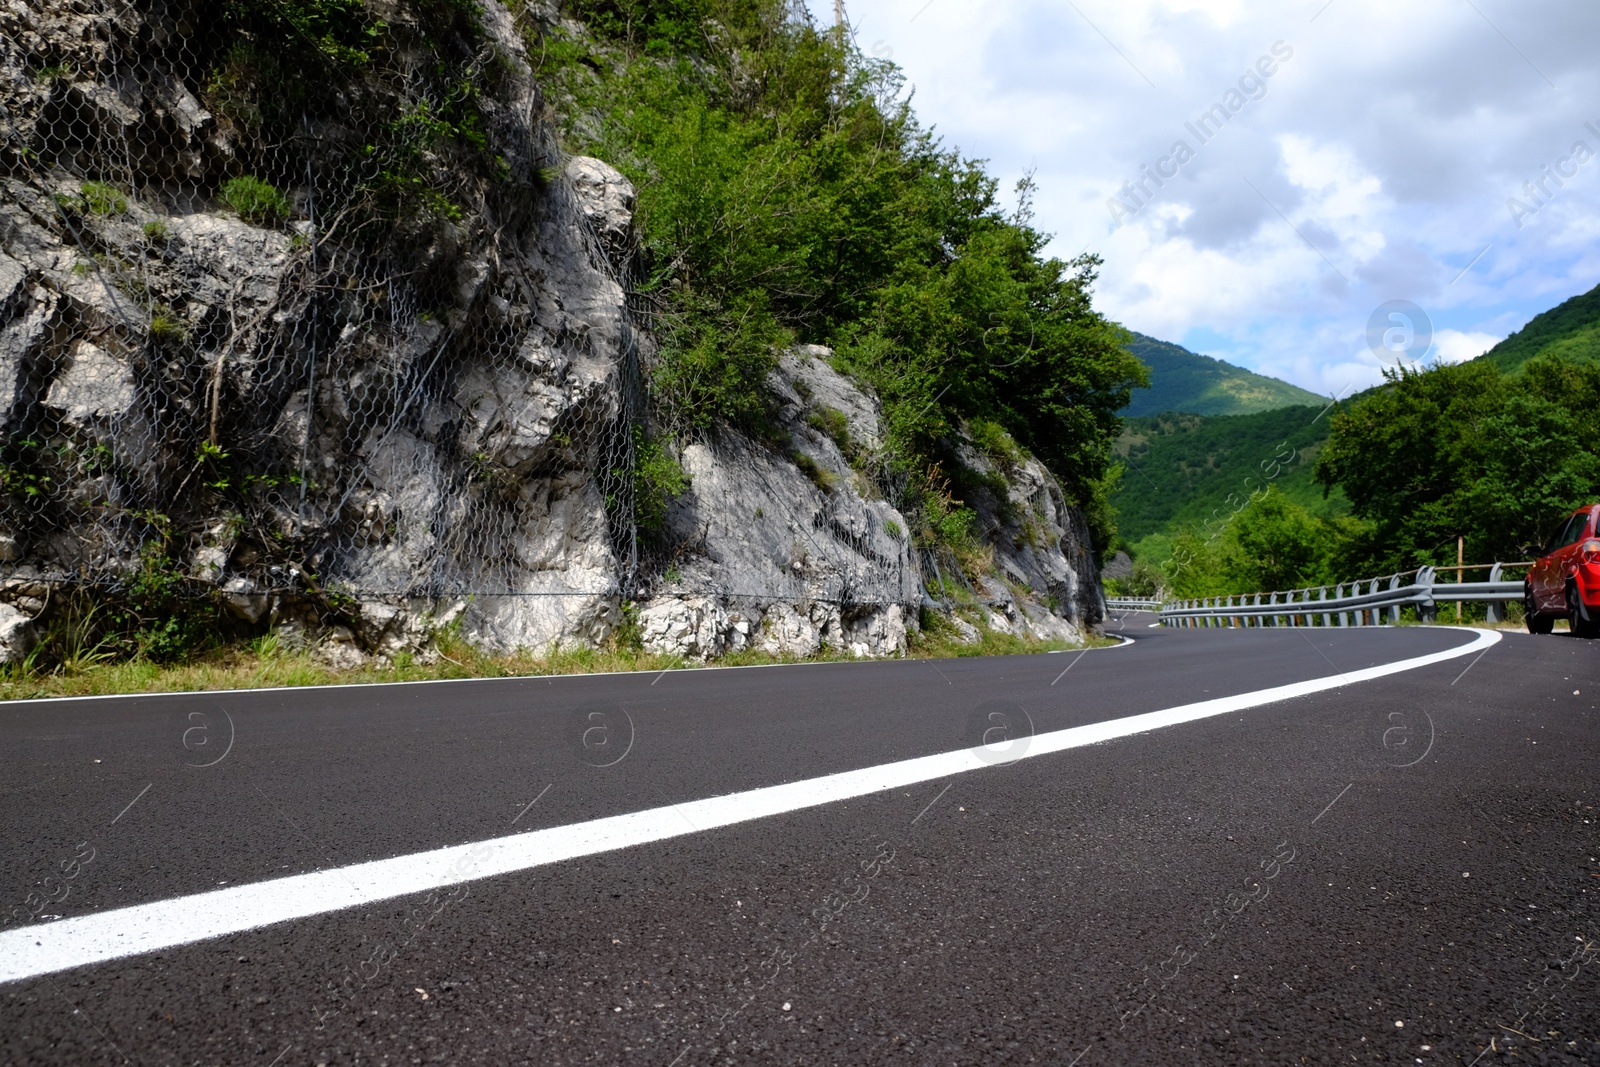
xmin=1337 ymin=584 xmax=1349 ymax=627
xmin=1366 ymin=579 xmax=1378 ymax=625
xmin=1248 ymin=593 xmax=1258 ymax=627
xmin=1319 ymin=586 xmax=1330 ymax=628
xmin=1387 ymin=575 xmax=1401 ymax=624
xmin=1487 ymin=563 xmax=1506 ymax=624
xmin=1416 ymin=567 xmax=1436 ymax=624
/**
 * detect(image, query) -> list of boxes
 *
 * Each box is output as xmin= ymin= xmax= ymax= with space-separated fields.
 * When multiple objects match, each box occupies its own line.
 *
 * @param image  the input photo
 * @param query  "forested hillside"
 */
xmin=1120 ymin=332 xmax=1326 ymax=417
xmin=1126 ymin=352 xmax=1600 ymax=599
xmin=1113 ymin=405 xmax=1347 ymax=548
xmin=1478 ymin=281 xmax=1600 ymax=374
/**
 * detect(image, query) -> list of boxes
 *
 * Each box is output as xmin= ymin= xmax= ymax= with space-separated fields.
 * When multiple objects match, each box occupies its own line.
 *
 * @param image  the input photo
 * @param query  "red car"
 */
xmin=1525 ymin=503 xmax=1600 ymax=637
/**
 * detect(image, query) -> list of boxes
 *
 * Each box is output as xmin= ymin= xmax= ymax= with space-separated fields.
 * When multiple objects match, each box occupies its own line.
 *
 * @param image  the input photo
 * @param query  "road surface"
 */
xmin=1 ymin=619 xmax=1597 ymax=1065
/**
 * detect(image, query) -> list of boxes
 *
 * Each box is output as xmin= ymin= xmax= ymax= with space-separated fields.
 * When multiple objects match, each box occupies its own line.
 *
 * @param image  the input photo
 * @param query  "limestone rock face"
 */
xmin=564 ymin=156 xmax=636 ymax=249
xmin=0 ymin=0 xmax=1104 ymax=664
xmin=629 ymin=345 xmax=918 ymax=660
xmin=0 ymin=602 xmax=37 ymax=665
xmin=919 ymin=437 xmax=1105 ymax=645
xmin=43 ymin=341 xmax=136 ymax=425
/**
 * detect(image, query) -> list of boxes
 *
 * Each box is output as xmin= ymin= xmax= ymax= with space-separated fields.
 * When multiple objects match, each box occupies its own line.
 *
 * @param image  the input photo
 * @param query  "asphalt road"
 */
xmin=1 ymin=619 xmax=1598 ymax=1066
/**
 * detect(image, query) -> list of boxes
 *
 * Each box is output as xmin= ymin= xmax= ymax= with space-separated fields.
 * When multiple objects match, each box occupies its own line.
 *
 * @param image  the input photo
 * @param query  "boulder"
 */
xmin=0 ymin=602 xmax=38 ymax=666
xmin=565 ymin=156 xmax=636 ymax=244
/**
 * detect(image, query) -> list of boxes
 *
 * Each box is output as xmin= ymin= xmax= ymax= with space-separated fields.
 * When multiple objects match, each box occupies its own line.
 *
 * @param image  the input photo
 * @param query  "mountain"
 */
xmin=1477 ymin=281 xmax=1600 ymax=374
xmin=1121 ymin=332 xmax=1328 ymax=417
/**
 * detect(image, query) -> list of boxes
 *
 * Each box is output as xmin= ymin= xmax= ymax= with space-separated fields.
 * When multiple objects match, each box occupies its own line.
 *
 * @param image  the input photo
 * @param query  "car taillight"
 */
xmin=1583 ymin=541 xmax=1600 ymax=563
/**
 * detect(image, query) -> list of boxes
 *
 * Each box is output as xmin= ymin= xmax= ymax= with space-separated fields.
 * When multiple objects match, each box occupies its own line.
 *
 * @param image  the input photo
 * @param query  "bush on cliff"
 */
xmin=540 ymin=0 xmax=1146 ymax=552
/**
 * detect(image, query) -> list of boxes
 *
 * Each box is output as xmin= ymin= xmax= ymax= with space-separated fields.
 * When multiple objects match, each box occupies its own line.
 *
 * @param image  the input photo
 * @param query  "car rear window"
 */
xmin=1562 ymin=511 xmax=1592 ymax=547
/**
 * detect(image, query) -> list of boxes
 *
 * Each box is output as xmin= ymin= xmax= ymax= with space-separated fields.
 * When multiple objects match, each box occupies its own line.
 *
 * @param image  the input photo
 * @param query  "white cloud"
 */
xmin=1433 ymin=329 xmax=1503 ymax=365
xmin=815 ymin=0 xmax=1600 ymax=392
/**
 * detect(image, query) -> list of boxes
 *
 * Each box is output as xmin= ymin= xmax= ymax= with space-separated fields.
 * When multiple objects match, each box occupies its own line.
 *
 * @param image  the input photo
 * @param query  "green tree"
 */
xmin=1315 ymin=355 xmax=1600 ymax=570
xmin=1217 ymin=488 xmax=1333 ymax=593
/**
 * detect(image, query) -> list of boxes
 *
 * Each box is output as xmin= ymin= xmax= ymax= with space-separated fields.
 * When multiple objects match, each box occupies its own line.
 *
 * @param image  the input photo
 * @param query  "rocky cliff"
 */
xmin=0 ymin=0 xmax=1103 ymax=666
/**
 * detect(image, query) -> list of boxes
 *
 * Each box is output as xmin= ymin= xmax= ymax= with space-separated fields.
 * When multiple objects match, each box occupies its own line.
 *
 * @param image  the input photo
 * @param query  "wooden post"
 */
xmin=1456 ymin=536 xmax=1464 ymax=624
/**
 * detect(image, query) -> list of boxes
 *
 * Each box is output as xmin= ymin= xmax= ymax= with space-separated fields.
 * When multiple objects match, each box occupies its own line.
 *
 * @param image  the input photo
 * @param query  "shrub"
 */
xmin=142 ymin=220 xmax=170 ymax=240
xmin=968 ymin=418 xmax=1023 ymax=470
xmin=807 ymin=405 xmax=852 ymax=454
xmin=221 ymin=175 xmax=292 ymax=224
xmin=792 ymin=450 xmax=838 ymax=493
xmin=150 ymin=307 xmax=189 ymax=343
xmin=633 ymin=435 xmax=689 ymax=530
xmin=80 ymin=181 xmax=128 ymax=216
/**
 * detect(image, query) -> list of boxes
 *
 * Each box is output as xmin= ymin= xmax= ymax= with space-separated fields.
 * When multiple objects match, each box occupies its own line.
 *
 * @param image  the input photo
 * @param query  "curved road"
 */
xmin=1 ymin=620 xmax=1597 ymax=1065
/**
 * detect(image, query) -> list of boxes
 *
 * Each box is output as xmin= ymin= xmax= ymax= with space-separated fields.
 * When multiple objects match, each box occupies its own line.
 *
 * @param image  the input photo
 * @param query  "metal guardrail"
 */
xmin=1105 ymin=597 xmax=1164 ymax=612
xmin=1158 ymin=564 xmax=1527 ymax=628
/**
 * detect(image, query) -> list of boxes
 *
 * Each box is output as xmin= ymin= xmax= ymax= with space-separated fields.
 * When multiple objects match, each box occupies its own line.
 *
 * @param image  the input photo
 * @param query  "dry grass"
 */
xmin=0 ymin=617 xmax=1115 ymax=702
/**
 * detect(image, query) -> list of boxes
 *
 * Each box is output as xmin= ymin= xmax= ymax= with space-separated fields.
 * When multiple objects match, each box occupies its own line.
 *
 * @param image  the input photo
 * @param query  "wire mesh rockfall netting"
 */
xmin=0 ymin=0 xmax=654 ymax=640
xmin=0 ymin=0 xmax=929 ymax=659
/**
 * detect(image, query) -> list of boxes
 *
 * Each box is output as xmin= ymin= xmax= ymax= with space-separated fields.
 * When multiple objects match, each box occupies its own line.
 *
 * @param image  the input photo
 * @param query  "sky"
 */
xmin=805 ymin=0 xmax=1600 ymax=397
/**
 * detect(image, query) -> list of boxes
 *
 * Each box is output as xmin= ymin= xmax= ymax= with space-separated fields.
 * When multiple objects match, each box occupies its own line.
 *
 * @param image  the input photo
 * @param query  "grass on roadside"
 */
xmin=0 ymin=613 xmax=1117 ymax=702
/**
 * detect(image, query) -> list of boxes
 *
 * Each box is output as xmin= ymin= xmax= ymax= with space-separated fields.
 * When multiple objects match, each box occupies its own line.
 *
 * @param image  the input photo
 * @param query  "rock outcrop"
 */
xmin=630 ymin=346 xmax=917 ymax=659
xmin=0 ymin=0 xmax=1103 ymax=664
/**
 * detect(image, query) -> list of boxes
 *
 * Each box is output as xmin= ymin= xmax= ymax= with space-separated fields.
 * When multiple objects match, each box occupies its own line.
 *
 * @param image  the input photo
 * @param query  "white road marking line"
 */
xmin=0 ymin=629 xmax=1500 ymax=986
xmin=0 ymin=653 xmax=889 ymax=707
xmin=1048 ymin=635 xmax=1134 ymax=651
